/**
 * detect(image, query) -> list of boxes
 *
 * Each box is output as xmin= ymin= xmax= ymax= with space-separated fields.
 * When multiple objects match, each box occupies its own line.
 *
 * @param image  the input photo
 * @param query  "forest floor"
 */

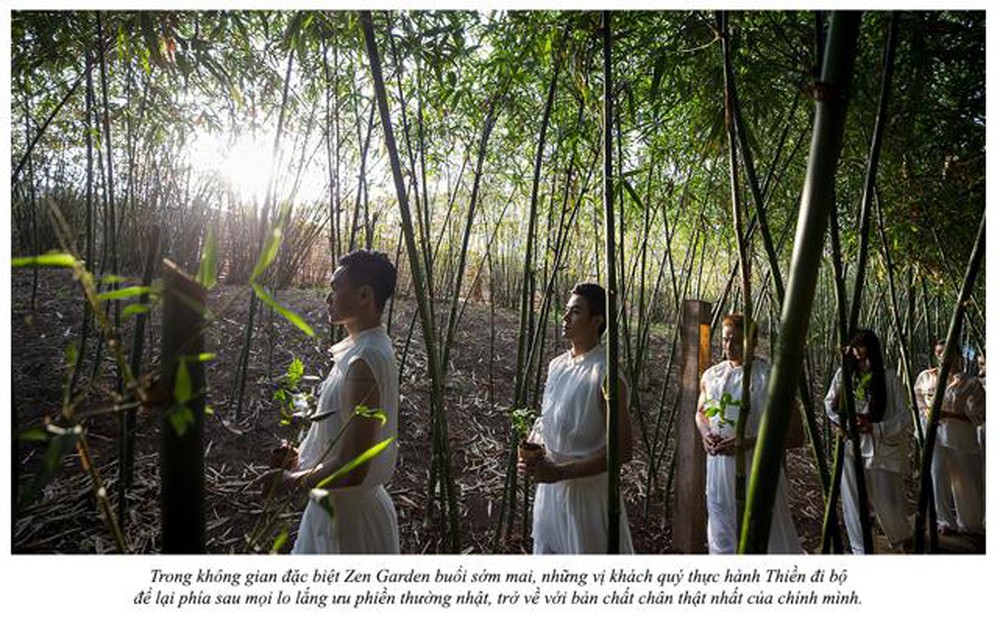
xmin=11 ymin=268 xmax=963 ymax=555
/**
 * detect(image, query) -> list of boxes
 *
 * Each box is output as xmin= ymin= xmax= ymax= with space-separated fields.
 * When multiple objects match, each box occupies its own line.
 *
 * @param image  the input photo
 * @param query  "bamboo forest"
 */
xmin=8 ymin=10 xmax=986 ymax=556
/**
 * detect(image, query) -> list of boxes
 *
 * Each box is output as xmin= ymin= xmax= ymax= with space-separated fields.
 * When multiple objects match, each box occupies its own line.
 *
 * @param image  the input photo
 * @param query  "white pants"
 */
xmin=841 ymin=449 xmax=910 ymax=553
xmin=705 ymin=454 xmax=801 ymax=554
xmin=932 ymin=443 xmax=985 ymax=533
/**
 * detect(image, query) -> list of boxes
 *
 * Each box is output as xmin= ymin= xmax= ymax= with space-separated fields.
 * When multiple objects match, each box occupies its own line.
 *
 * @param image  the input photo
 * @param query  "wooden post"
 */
xmin=672 ymin=299 xmax=712 ymax=553
xmin=160 ymin=259 xmax=206 ymax=553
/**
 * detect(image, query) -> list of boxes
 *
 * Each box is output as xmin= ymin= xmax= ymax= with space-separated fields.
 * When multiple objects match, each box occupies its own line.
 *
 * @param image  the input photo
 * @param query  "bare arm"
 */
xmin=259 ymin=358 xmax=383 ymax=496
xmin=522 ymin=375 xmax=631 ymax=483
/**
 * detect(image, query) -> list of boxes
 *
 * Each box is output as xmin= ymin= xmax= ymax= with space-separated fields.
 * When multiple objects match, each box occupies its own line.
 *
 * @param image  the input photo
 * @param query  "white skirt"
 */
xmin=292 ymin=485 xmax=399 ymax=554
xmin=532 ymin=471 xmax=633 ymax=554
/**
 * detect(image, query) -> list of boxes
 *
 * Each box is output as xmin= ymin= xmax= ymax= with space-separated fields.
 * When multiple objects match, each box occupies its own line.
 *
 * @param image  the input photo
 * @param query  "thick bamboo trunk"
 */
xmin=740 ymin=11 xmax=861 ymax=554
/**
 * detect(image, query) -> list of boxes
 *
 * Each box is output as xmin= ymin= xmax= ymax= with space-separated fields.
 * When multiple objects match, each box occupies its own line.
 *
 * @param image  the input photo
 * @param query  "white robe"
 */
xmin=531 ymin=344 xmax=633 ymax=554
xmin=825 ymin=367 xmax=912 ymax=552
xmin=914 ymin=368 xmax=985 ymax=533
xmin=701 ymin=360 xmax=802 ymax=554
xmin=292 ymin=326 xmax=400 ymax=554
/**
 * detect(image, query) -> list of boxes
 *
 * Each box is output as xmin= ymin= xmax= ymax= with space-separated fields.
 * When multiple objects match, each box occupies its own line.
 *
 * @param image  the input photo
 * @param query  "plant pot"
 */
xmin=518 ymin=441 xmax=543 ymax=463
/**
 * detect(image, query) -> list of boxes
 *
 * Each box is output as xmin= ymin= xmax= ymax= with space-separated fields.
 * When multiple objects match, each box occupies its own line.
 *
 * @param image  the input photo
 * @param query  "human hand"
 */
xmin=518 ymin=453 xmax=563 ymax=483
xmin=711 ymin=436 xmax=736 ymax=456
xmin=855 ymin=415 xmax=873 ymax=434
xmin=269 ymin=440 xmax=299 ymax=470
xmin=254 ymin=468 xmax=299 ymax=499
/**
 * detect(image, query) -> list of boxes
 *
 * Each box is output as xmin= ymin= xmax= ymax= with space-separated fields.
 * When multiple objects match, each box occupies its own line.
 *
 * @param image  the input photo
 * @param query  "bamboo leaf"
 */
xmin=270 ymin=529 xmax=289 ymax=554
xmin=353 ymin=404 xmax=387 ymax=426
xmin=249 ymin=228 xmax=282 ymax=283
xmin=12 ymin=253 xmax=77 ymax=268
xmin=167 ymin=405 xmax=195 ymax=437
xmin=315 ymin=436 xmax=395 ymax=489
xmin=18 ymin=427 xmax=49 ymax=442
xmin=251 ymin=282 xmax=316 ymax=338
xmin=174 ymin=358 xmax=192 ymax=405
xmin=197 ymin=229 xmax=218 ymax=290
xmin=123 ymin=303 xmax=150 ymax=317
xmin=97 ymin=285 xmax=153 ymax=301
xmin=651 ymin=52 xmax=666 ymax=104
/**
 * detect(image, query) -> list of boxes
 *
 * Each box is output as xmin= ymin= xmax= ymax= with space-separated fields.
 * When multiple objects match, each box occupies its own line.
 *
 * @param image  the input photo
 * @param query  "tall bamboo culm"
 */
xmin=739 ymin=11 xmax=861 ymax=554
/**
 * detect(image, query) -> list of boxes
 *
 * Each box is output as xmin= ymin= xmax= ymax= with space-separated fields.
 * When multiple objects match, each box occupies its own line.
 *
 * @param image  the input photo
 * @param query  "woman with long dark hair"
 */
xmin=824 ymin=329 xmax=912 ymax=553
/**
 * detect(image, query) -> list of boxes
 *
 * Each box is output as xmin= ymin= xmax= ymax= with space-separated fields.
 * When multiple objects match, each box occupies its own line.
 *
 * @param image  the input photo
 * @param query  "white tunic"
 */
xmin=531 ymin=344 xmax=633 ymax=554
xmin=701 ymin=359 xmax=801 ymax=554
xmin=824 ymin=367 xmax=913 ymax=551
xmin=292 ymin=326 xmax=400 ymax=554
xmin=913 ymin=368 xmax=985 ymax=533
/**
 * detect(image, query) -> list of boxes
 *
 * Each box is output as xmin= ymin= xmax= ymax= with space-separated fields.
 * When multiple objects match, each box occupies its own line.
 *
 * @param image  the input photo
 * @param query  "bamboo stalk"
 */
xmin=740 ymin=11 xmax=860 ymax=554
xmin=602 ymin=10 xmax=622 ymax=554
xmin=360 ymin=10 xmax=460 ymax=552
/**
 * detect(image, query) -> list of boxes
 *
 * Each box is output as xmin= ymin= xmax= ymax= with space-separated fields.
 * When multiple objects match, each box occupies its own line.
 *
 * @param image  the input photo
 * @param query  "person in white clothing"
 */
xmin=519 ymin=282 xmax=633 ymax=553
xmin=914 ymin=339 xmax=985 ymax=536
xmin=824 ymin=329 xmax=912 ymax=553
xmin=258 ymin=250 xmax=400 ymax=553
xmin=696 ymin=313 xmax=801 ymax=554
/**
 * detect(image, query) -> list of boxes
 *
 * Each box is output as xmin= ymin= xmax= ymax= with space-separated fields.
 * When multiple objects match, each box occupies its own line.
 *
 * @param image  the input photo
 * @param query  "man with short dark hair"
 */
xmin=519 ymin=282 xmax=633 ymax=553
xmin=259 ymin=249 xmax=401 ymax=553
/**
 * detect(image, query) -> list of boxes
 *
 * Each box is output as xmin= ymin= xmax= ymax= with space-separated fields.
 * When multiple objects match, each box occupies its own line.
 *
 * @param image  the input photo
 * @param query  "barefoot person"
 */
xmin=914 ymin=339 xmax=985 ymax=536
xmin=259 ymin=250 xmax=400 ymax=553
xmin=519 ymin=282 xmax=633 ymax=553
xmin=696 ymin=313 xmax=801 ymax=554
xmin=825 ymin=329 xmax=912 ymax=553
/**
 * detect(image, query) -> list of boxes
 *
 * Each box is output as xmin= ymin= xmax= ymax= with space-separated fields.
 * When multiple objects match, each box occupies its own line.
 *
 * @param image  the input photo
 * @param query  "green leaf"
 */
xmin=123 ymin=303 xmax=150 ymax=317
xmin=651 ymin=53 xmax=666 ymax=105
xmin=270 ymin=529 xmax=289 ymax=555
xmin=249 ymin=228 xmax=282 ymax=283
xmin=173 ymin=358 xmax=192 ymax=405
xmin=18 ymin=427 xmax=49 ymax=442
xmin=181 ymin=352 xmax=216 ymax=363
xmin=12 ymin=253 xmax=77 ymax=268
xmin=197 ymin=229 xmax=219 ymax=290
xmin=168 ymin=405 xmax=195 ymax=437
xmin=310 ymin=488 xmax=335 ymax=518
xmin=316 ymin=437 xmax=395 ymax=489
xmin=251 ymin=283 xmax=316 ymax=338
xmin=97 ymin=285 xmax=153 ymax=302
xmin=18 ymin=425 xmax=81 ymax=511
xmin=622 ymin=178 xmax=645 ymax=209
xmin=353 ymin=404 xmax=388 ymax=426
xmin=285 ymin=357 xmax=304 ymax=389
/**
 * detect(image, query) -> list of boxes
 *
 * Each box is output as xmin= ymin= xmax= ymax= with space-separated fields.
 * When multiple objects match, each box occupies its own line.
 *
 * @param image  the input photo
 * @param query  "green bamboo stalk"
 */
xmin=875 ymin=194 xmax=923 ymax=446
xmin=602 ymin=10 xmax=622 ymax=554
xmin=848 ymin=13 xmax=899 ymax=330
xmin=360 ymin=10 xmax=460 ymax=552
xmin=719 ymin=10 xmax=755 ymax=536
xmin=740 ymin=11 xmax=861 ymax=554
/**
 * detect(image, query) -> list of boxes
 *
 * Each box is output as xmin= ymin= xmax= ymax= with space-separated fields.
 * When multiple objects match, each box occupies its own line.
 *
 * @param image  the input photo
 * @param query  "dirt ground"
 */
xmin=11 ymin=268 xmax=890 ymax=555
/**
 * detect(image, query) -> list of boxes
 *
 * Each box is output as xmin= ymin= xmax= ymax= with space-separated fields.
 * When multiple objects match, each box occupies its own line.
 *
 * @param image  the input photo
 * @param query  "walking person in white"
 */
xmin=914 ymin=339 xmax=985 ymax=536
xmin=825 ymin=329 xmax=912 ymax=553
xmin=696 ymin=313 xmax=801 ymax=554
xmin=258 ymin=250 xmax=400 ymax=553
xmin=519 ymin=282 xmax=633 ymax=553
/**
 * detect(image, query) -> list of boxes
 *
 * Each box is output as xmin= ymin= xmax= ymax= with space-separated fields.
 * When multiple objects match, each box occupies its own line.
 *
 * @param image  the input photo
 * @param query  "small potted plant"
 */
xmin=510 ymin=407 xmax=542 ymax=462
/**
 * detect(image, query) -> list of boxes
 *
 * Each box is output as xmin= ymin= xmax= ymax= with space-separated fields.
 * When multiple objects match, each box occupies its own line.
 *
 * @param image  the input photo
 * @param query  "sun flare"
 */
xmin=189 ymin=131 xmax=275 ymax=203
